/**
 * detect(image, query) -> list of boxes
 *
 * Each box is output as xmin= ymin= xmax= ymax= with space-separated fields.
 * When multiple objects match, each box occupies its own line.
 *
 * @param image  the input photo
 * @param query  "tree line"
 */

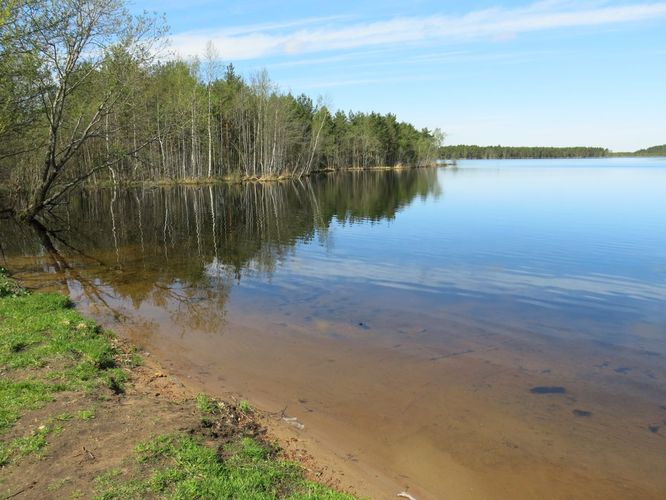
xmin=0 ymin=0 xmax=443 ymax=221
xmin=438 ymin=145 xmax=610 ymax=159
xmin=439 ymin=144 xmax=666 ymax=159
xmin=612 ymin=145 xmax=666 ymax=157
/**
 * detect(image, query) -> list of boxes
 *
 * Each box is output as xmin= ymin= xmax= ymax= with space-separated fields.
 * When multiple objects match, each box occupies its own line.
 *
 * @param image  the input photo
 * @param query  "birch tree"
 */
xmin=5 ymin=0 xmax=164 ymax=220
xmin=204 ymin=41 xmax=220 ymax=178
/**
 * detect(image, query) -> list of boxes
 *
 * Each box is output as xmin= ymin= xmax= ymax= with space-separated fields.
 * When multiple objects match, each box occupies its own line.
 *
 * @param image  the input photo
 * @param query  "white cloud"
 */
xmin=285 ymin=74 xmax=442 ymax=90
xmin=168 ymin=1 xmax=666 ymax=60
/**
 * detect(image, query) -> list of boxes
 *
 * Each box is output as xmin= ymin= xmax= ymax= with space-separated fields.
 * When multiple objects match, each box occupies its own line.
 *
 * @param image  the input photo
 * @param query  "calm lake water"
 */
xmin=2 ymin=158 xmax=666 ymax=498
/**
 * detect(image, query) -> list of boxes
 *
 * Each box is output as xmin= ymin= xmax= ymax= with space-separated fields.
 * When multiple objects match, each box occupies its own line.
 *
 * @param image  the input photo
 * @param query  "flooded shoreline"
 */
xmin=2 ymin=161 xmax=666 ymax=498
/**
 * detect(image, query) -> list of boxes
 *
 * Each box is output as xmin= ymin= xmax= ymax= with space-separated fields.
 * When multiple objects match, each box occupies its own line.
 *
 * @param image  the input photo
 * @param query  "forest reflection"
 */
xmin=1 ymin=168 xmax=441 ymax=329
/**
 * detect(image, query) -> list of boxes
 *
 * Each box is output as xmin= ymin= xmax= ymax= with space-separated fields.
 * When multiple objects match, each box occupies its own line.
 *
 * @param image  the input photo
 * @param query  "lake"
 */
xmin=2 ymin=158 xmax=666 ymax=498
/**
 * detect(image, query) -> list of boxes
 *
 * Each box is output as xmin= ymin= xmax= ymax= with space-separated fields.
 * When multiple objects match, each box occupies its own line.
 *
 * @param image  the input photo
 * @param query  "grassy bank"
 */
xmin=0 ymin=269 xmax=353 ymax=499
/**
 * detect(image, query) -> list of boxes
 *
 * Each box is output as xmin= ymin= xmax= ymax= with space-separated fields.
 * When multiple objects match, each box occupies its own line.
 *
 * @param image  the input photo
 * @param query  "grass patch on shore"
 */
xmin=0 ymin=269 xmax=354 ymax=498
xmin=0 ymin=280 xmax=120 ymax=412
xmin=0 ymin=269 xmax=126 ymax=464
xmin=96 ymin=434 xmax=350 ymax=499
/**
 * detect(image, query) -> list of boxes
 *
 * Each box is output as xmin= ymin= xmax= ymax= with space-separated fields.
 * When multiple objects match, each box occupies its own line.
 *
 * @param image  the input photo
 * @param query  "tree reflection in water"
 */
xmin=0 ymin=168 xmax=441 ymax=333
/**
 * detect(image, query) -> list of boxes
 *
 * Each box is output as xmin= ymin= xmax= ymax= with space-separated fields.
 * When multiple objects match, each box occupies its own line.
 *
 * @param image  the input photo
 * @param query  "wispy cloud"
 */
xmin=284 ymin=74 xmax=444 ymax=90
xmin=260 ymin=48 xmax=397 ymax=70
xmin=169 ymin=1 xmax=666 ymax=60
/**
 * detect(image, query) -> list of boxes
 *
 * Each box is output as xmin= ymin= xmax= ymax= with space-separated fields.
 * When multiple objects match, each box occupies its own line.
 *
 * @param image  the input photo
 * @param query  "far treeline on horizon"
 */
xmin=438 ymin=144 xmax=666 ymax=160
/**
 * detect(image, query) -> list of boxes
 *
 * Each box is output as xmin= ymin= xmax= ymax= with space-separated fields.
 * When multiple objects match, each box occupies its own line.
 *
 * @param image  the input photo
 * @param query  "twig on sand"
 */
xmin=3 ymin=481 xmax=37 ymax=499
xmin=83 ymin=446 xmax=96 ymax=461
xmin=397 ymin=492 xmax=417 ymax=500
xmin=264 ymin=404 xmax=288 ymax=420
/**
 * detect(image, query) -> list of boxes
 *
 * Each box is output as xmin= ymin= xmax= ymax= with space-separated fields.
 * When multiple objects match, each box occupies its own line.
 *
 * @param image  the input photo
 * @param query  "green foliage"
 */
xmin=439 ymin=144 xmax=610 ymax=159
xmin=0 ymin=0 xmax=167 ymax=219
xmin=123 ymin=346 xmax=143 ymax=368
xmin=195 ymin=393 xmax=216 ymax=415
xmin=629 ymin=144 xmax=666 ymax=157
xmin=8 ymin=424 xmax=50 ymax=455
xmin=103 ymin=367 xmax=127 ymax=394
xmin=0 ymin=293 xmax=120 ymax=383
xmin=440 ymin=144 xmax=666 ymax=159
xmin=77 ymin=408 xmax=96 ymax=420
xmin=95 ymin=468 xmax=148 ymax=499
xmin=0 ymin=421 xmax=59 ymax=465
xmin=239 ymin=400 xmax=252 ymax=413
xmin=47 ymin=477 xmax=72 ymax=492
xmin=0 ymin=268 xmax=26 ymax=298
xmin=0 ymin=289 xmax=128 ymax=457
xmin=1 ymin=0 xmax=441 ymax=220
xmin=96 ymin=434 xmax=354 ymax=499
xmin=0 ymin=379 xmax=54 ymax=434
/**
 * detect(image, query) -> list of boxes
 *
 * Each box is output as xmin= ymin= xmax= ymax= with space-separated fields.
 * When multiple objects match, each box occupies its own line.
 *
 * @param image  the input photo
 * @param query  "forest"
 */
xmin=0 ymin=0 xmax=443 ymax=221
xmin=438 ymin=145 xmax=610 ymax=159
xmin=617 ymin=145 xmax=666 ymax=157
xmin=439 ymin=144 xmax=666 ymax=159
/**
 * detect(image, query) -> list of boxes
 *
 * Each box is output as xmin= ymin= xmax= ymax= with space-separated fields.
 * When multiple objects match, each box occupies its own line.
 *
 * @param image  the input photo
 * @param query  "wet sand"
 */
xmin=78 ymin=285 xmax=666 ymax=499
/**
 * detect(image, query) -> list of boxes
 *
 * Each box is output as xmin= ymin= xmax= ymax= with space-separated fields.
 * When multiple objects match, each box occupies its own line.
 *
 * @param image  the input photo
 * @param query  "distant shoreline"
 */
xmin=439 ymin=144 xmax=666 ymax=160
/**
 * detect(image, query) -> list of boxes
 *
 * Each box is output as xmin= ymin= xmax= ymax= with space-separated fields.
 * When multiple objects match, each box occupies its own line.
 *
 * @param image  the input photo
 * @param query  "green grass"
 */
xmin=0 ymin=272 xmax=129 ymax=464
xmin=0 ymin=422 xmax=52 ymax=465
xmin=77 ymin=408 xmax=96 ymax=420
xmin=47 ymin=477 xmax=72 ymax=492
xmin=95 ymin=434 xmax=353 ymax=500
xmin=8 ymin=425 xmax=50 ymax=455
xmin=195 ymin=393 xmax=216 ymax=415
xmin=0 ymin=271 xmax=353 ymax=498
xmin=0 ymin=379 xmax=54 ymax=434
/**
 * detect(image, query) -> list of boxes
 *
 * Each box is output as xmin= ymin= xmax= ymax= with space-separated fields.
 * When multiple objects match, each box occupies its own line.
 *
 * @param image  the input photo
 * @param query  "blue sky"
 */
xmin=133 ymin=1 xmax=666 ymax=151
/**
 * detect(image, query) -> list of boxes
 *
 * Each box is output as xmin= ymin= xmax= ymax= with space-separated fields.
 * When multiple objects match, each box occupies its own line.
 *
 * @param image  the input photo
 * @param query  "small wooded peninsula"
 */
xmin=0 ymin=0 xmax=443 ymax=221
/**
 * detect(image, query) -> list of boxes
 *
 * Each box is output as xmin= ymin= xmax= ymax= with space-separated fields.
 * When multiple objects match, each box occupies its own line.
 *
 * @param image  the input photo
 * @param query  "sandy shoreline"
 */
xmin=112 ymin=321 xmax=404 ymax=499
xmin=0 ymin=278 xmax=358 ymax=499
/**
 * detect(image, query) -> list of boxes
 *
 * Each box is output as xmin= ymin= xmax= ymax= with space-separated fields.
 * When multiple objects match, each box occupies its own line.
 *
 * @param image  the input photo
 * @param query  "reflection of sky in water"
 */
xmin=6 ymin=158 xmax=664 ymax=350
xmin=224 ymin=159 xmax=666 ymax=339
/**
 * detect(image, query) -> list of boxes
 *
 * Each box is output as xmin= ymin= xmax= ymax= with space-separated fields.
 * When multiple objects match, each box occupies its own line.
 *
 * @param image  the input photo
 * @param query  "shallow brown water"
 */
xmin=2 ymin=162 xmax=666 ymax=498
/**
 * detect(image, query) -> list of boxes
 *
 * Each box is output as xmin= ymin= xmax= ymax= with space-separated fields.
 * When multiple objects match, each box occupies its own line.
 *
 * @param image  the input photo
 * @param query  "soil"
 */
xmin=0 ymin=337 xmax=356 ymax=499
